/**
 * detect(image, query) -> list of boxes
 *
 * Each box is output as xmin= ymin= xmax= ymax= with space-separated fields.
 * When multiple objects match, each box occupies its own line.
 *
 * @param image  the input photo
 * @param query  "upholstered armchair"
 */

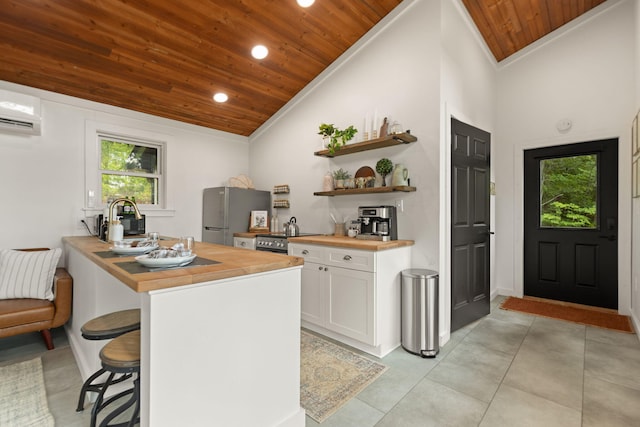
xmin=0 ymin=248 xmax=73 ymax=350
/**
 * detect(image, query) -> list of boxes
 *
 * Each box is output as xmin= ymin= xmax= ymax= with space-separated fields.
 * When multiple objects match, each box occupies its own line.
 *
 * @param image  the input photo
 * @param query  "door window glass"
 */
xmin=539 ymin=154 xmax=597 ymax=229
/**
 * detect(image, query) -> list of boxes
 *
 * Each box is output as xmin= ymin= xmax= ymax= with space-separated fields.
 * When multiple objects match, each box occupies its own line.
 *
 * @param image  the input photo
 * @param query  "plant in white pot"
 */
xmin=332 ymin=168 xmax=351 ymax=189
xmin=318 ymin=123 xmax=358 ymax=155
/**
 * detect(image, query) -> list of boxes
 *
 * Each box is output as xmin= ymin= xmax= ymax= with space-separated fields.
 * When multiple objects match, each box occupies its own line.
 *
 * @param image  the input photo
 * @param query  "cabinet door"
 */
xmin=326 ymin=267 xmax=375 ymax=345
xmin=301 ymin=262 xmax=325 ymax=325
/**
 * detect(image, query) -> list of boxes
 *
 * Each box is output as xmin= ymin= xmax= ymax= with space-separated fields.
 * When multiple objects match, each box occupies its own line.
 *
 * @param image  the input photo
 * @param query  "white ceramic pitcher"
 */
xmin=391 ymin=163 xmax=409 ymax=186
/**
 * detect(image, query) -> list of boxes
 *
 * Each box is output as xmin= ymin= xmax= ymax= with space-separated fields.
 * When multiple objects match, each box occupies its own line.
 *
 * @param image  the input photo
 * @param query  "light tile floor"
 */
xmin=1 ymin=296 xmax=639 ymax=426
xmin=307 ymin=296 xmax=640 ymax=427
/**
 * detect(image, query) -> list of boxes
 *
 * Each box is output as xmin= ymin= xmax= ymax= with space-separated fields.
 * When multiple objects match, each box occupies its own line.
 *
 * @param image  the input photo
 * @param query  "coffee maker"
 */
xmin=356 ymin=205 xmax=397 ymax=241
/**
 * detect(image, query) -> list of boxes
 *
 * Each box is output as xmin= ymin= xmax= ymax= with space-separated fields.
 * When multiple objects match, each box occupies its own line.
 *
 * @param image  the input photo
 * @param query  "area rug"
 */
xmin=0 ymin=357 xmax=54 ymax=426
xmin=300 ymin=330 xmax=387 ymax=423
xmin=501 ymin=296 xmax=634 ymax=333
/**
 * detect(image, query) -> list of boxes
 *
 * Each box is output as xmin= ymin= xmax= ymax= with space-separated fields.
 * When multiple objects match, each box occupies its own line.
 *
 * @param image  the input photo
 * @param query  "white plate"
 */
xmin=110 ymin=244 xmax=159 ymax=255
xmin=135 ymin=253 xmax=197 ymax=268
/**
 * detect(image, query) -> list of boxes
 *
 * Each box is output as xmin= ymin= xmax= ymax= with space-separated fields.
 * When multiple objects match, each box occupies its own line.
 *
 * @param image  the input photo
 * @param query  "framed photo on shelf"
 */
xmin=633 ymin=113 xmax=639 ymax=156
xmin=249 ymin=210 xmax=269 ymax=232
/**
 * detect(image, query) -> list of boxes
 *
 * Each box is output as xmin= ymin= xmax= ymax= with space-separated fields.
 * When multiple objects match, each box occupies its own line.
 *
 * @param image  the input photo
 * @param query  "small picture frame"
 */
xmin=249 ymin=210 xmax=269 ymax=232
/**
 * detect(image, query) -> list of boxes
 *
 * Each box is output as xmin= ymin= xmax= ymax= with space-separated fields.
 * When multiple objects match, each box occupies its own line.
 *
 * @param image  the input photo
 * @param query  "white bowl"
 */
xmin=135 ymin=253 xmax=196 ymax=268
xmin=111 ymin=243 xmax=159 ymax=255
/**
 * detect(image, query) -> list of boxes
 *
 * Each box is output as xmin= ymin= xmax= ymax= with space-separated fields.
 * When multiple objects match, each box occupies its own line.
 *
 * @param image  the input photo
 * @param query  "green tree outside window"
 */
xmin=100 ymin=139 xmax=160 ymax=205
xmin=540 ymin=154 xmax=597 ymax=228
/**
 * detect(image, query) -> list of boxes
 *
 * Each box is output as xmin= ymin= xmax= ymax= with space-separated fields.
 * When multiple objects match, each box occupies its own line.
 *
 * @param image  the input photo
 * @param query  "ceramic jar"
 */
xmin=391 ymin=164 xmax=409 ymax=186
xmin=322 ymin=172 xmax=334 ymax=191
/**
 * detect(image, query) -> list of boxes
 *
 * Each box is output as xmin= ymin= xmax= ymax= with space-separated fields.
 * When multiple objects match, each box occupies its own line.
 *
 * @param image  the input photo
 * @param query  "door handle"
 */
xmin=479 ymin=230 xmax=495 ymax=236
xmin=599 ymin=235 xmax=616 ymax=241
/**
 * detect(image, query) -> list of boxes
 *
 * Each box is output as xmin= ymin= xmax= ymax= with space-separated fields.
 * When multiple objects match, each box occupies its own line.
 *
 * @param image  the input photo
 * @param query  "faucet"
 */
xmin=106 ymin=197 xmax=142 ymax=241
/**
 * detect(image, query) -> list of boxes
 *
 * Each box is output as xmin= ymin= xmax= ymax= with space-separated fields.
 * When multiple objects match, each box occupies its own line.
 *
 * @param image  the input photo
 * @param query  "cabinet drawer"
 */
xmin=288 ymin=244 xmax=324 ymax=263
xmin=233 ymin=237 xmax=256 ymax=250
xmin=327 ymin=248 xmax=375 ymax=272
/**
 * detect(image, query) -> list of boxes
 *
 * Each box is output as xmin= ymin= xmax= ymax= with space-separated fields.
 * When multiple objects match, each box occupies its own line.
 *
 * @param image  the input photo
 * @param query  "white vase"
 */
xmin=322 ymin=172 xmax=334 ymax=191
xmin=391 ymin=164 xmax=409 ymax=186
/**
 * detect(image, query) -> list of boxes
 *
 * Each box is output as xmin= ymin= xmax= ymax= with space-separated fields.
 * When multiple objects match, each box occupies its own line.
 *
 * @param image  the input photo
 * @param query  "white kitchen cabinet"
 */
xmin=233 ymin=236 xmax=256 ymax=250
xmin=327 ymin=266 xmax=374 ymax=345
xmin=289 ymin=242 xmax=411 ymax=357
xmin=300 ymin=261 xmax=325 ymax=325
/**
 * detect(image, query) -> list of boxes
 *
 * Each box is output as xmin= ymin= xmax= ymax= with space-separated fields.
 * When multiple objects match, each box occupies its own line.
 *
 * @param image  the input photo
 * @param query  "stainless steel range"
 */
xmin=255 ymin=233 xmax=318 ymax=254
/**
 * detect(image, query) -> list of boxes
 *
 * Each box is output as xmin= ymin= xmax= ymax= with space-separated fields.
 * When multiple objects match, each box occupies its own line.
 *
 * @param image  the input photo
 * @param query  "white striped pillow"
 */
xmin=0 ymin=248 xmax=62 ymax=301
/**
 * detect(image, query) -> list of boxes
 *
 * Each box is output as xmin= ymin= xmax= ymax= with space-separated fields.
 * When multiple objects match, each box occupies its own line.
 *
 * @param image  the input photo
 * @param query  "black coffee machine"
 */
xmin=356 ymin=205 xmax=397 ymax=241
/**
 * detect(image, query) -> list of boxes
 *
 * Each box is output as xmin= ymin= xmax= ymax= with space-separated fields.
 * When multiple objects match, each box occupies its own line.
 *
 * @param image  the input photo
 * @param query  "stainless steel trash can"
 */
xmin=401 ymin=269 xmax=439 ymax=357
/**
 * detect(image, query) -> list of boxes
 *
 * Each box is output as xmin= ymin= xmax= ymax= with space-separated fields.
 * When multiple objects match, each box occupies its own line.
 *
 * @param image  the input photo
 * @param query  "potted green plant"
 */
xmin=332 ymin=168 xmax=351 ymax=189
xmin=318 ymin=123 xmax=358 ymax=155
xmin=376 ymin=158 xmax=393 ymax=186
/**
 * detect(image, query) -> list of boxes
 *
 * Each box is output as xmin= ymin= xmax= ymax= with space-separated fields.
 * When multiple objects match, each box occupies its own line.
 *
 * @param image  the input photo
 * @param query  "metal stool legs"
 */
xmin=91 ymin=371 xmax=140 ymax=427
xmin=76 ymin=368 xmax=132 ymax=412
xmin=98 ymin=376 xmax=140 ymax=427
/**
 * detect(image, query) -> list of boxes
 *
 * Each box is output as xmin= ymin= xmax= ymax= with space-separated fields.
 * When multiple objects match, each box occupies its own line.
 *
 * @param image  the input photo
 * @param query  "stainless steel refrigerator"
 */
xmin=202 ymin=187 xmax=271 ymax=246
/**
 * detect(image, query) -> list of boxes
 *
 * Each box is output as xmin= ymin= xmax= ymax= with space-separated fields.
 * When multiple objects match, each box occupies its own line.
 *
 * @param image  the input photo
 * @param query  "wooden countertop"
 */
xmin=288 ymin=235 xmax=414 ymax=251
xmin=233 ymin=232 xmax=258 ymax=238
xmin=62 ymin=236 xmax=303 ymax=293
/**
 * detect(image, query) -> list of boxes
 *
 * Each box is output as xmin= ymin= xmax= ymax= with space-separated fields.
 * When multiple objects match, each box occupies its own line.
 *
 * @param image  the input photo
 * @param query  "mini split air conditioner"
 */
xmin=0 ymin=90 xmax=42 ymax=135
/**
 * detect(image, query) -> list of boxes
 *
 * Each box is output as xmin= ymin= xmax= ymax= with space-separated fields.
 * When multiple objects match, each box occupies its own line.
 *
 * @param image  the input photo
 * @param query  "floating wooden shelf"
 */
xmin=314 ymin=132 xmax=417 ymax=158
xmin=314 ymin=186 xmax=416 ymax=196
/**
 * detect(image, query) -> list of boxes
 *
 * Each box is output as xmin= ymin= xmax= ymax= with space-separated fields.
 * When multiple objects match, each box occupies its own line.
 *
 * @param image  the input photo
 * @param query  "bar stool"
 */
xmin=76 ymin=309 xmax=140 ymax=425
xmin=94 ymin=329 xmax=141 ymax=427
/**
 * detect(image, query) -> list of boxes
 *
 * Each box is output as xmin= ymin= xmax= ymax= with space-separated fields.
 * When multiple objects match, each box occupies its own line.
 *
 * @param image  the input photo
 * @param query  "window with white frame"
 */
xmin=98 ymin=135 xmax=163 ymax=205
xmin=84 ymin=121 xmax=168 ymax=212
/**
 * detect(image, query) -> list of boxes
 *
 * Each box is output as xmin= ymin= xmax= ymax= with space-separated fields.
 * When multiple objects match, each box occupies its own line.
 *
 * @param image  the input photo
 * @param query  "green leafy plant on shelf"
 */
xmin=332 ymin=168 xmax=351 ymax=180
xmin=318 ymin=123 xmax=358 ymax=155
xmin=376 ymin=158 xmax=393 ymax=186
xmin=332 ymin=168 xmax=351 ymax=189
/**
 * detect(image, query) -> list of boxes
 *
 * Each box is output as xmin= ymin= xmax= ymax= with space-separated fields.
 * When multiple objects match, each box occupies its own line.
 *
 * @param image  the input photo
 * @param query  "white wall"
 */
xmin=250 ymin=0 xmax=441 ymax=267
xmin=0 ymin=80 xmax=250 ymax=260
xmin=494 ymin=0 xmax=636 ymax=315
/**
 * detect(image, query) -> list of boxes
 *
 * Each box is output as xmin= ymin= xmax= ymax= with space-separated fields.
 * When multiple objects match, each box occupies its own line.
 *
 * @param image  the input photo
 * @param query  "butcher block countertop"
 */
xmin=62 ymin=236 xmax=303 ymax=293
xmin=233 ymin=232 xmax=259 ymax=238
xmin=288 ymin=235 xmax=414 ymax=251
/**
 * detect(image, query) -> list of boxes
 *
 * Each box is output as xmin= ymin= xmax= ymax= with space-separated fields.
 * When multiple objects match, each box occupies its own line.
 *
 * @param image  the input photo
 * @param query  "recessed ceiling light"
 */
xmin=251 ymin=45 xmax=269 ymax=60
xmin=297 ymin=0 xmax=315 ymax=7
xmin=213 ymin=93 xmax=228 ymax=103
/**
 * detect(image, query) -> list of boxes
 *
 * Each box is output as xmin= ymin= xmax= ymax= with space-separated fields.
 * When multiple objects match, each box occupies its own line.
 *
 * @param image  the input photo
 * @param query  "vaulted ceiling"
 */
xmin=0 ymin=0 xmax=608 ymax=136
xmin=461 ymin=0 xmax=607 ymax=62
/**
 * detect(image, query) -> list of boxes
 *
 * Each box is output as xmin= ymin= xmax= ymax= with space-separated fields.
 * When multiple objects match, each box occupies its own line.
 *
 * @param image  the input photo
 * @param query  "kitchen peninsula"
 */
xmin=63 ymin=236 xmax=305 ymax=427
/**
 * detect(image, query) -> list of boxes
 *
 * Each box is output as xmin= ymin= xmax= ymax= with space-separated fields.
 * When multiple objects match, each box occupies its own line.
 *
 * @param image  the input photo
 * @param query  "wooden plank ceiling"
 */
xmin=462 ymin=0 xmax=607 ymax=62
xmin=0 ymin=0 xmax=607 ymax=136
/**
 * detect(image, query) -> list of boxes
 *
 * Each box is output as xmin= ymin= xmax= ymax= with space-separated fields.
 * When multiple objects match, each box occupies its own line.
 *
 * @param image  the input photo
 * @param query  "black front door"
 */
xmin=451 ymin=118 xmax=491 ymax=332
xmin=523 ymin=139 xmax=618 ymax=309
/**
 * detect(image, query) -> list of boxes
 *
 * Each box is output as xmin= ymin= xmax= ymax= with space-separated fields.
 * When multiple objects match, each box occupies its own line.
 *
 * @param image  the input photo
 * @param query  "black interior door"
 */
xmin=451 ymin=118 xmax=491 ymax=332
xmin=523 ymin=139 xmax=618 ymax=309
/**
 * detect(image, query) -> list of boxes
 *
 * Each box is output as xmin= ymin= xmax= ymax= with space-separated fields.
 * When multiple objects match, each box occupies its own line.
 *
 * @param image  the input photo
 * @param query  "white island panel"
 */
xmin=142 ymin=268 xmax=304 ymax=427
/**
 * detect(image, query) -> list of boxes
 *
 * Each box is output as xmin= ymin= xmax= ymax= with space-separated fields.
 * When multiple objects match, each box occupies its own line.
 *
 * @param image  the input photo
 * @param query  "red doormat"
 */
xmin=500 ymin=296 xmax=634 ymax=333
